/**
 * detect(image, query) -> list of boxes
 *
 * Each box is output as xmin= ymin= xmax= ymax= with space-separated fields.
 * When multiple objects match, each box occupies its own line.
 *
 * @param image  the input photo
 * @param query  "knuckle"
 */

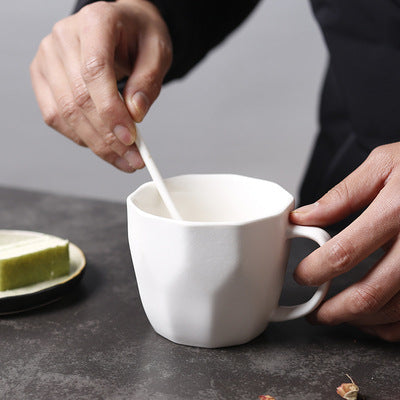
xmin=42 ymin=108 xmax=59 ymax=128
xmin=78 ymin=2 xmax=118 ymax=34
xmin=320 ymin=180 xmax=355 ymax=213
xmin=97 ymin=98 xmax=118 ymax=120
xmin=80 ymin=1 xmax=114 ymax=20
xmin=57 ymin=96 xmax=79 ymax=123
xmin=71 ymin=79 xmax=91 ymax=109
xmin=349 ymin=283 xmax=382 ymax=316
xmin=51 ymin=20 xmax=67 ymax=41
xmin=71 ymin=135 xmax=87 ymax=147
xmin=369 ymin=145 xmax=393 ymax=165
xmin=331 ymin=184 xmax=349 ymax=202
xmin=327 ymin=239 xmax=353 ymax=275
xmin=38 ymin=35 xmax=52 ymax=54
xmin=368 ymin=145 xmax=395 ymax=178
xmin=91 ymin=142 xmax=110 ymax=159
xmin=81 ymin=56 xmax=107 ymax=83
xmin=103 ymin=132 xmax=118 ymax=148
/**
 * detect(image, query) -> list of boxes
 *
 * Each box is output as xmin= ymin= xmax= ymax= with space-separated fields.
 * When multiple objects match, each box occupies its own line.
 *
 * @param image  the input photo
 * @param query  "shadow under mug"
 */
xmin=127 ymin=174 xmax=331 ymax=348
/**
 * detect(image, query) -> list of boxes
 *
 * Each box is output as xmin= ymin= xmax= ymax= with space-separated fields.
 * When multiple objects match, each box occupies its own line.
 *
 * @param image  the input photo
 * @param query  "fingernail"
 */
xmin=115 ymin=156 xmax=135 ymax=172
xmin=292 ymin=201 xmax=319 ymax=214
xmin=124 ymin=150 xmax=145 ymax=169
xmin=130 ymin=91 xmax=150 ymax=122
xmin=114 ymin=125 xmax=135 ymax=146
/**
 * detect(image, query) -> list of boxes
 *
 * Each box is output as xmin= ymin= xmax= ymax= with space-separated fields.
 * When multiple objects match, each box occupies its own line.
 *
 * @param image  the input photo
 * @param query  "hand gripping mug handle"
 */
xmin=271 ymin=224 xmax=331 ymax=322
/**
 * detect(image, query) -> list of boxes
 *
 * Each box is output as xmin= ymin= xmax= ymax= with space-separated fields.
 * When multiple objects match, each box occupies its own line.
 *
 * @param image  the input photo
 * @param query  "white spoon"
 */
xmin=135 ymin=129 xmax=183 ymax=220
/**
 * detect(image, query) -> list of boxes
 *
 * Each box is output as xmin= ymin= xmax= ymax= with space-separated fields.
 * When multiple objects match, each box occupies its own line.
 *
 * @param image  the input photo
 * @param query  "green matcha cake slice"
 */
xmin=0 ymin=235 xmax=69 ymax=291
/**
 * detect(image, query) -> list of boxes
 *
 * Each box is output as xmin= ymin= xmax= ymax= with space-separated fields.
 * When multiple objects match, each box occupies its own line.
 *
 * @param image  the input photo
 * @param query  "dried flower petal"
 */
xmin=259 ymin=396 xmax=276 ymax=400
xmin=336 ymin=375 xmax=359 ymax=399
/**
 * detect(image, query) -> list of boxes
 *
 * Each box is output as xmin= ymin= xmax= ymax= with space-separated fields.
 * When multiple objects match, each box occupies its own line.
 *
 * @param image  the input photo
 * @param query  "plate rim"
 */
xmin=0 ymin=229 xmax=86 ymax=300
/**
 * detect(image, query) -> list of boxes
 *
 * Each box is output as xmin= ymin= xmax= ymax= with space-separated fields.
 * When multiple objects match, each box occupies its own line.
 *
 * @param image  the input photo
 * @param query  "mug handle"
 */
xmin=270 ymin=224 xmax=331 ymax=322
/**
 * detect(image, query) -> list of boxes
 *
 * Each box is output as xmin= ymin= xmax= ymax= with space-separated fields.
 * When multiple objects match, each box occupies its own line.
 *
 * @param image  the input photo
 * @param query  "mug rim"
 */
xmin=127 ymin=173 xmax=294 ymax=227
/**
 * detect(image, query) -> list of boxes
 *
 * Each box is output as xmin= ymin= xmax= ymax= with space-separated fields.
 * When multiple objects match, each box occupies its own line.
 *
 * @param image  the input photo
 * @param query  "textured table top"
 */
xmin=0 ymin=186 xmax=398 ymax=400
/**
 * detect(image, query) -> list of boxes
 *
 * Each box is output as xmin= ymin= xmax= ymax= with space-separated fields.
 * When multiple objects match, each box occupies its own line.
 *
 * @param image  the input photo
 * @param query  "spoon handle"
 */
xmin=135 ymin=130 xmax=183 ymax=220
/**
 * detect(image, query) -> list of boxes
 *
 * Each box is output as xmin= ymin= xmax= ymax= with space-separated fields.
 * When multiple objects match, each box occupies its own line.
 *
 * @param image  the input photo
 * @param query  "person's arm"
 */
xmin=291 ymin=141 xmax=400 ymax=342
xmin=286 ymin=0 xmax=400 ymax=342
xmin=31 ymin=0 xmax=171 ymax=172
xmin=30 ymin=0 xmax=260 ymax=172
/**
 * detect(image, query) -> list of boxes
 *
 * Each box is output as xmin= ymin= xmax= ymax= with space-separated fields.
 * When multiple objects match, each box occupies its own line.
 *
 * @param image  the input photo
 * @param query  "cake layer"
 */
xmin=0 ymin=235 xmax=70 ymax=291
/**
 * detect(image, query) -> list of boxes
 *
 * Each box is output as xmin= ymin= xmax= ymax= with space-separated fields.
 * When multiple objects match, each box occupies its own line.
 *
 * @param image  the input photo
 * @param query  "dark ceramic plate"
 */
xmin=0 ymin=230 xmax=86 ymax=315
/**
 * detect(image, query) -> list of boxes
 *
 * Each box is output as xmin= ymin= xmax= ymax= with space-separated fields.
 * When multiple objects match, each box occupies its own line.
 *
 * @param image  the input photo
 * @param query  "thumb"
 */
xmin=290 ymin=149 xmax=390 ymax=226
xmin=123 ymin=31 xmax=172 ymax=122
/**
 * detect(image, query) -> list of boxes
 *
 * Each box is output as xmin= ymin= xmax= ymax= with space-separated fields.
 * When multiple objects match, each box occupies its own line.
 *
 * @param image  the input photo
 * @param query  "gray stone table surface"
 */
xmin=0 ymin=186 xmax=399 ymax=400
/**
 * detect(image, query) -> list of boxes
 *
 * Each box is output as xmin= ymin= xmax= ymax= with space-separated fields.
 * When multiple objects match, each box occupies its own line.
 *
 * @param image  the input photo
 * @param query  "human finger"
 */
xmin=35 ymin=36 xmax=136 ymax=172
xmin=291 ymin=152 xmax=400 ymax=285
xmin=351 ymin=291 xmax=400 ymax=327
xmin=50 ymin=19 xmax=144 ymax=171
xmin=124 ymin=26 xmax=172 ymax=122
xmin=51 ymin=17 xmax=99 ymax=126
xmin=307 ymin=237 xmax=400 ymax=325
xmin=293 ymin=181 xmax=399 ymax=286
xmin=290 ymin=147 xmax=394 ymax=227
xmin=30 ymin=44 xmax=86 ymax=147
xmin=360 ymin=321 xmax=400 ymax=342
xmin=78 ymin=3 xmax=137 ymax=146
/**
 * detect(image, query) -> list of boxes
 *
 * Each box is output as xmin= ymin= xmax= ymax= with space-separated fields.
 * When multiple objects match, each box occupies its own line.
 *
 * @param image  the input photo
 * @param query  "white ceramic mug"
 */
xmin=127 ymin=174 xmax=331 ymax=348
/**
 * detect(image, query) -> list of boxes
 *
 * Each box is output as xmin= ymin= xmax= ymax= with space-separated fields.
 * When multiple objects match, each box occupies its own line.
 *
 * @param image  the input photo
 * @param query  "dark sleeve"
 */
xmin=73 ymin=0 xmax=261 ymax=83
xmin=311 ymin=0 xmax=400 ymax=148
